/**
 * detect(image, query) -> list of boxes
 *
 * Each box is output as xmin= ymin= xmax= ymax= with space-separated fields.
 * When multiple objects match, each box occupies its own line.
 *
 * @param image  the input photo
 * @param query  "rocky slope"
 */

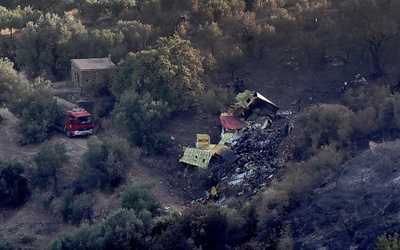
xmin=290 ymin=140 xmax=400 ymax=249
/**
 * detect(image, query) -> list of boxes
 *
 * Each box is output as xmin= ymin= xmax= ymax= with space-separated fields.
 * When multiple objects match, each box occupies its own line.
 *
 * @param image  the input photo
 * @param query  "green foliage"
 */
xmin=377 ymin=94 xmax=400 ymax=132
xmin=157 ymin=205 xmax=247 ymax=249
xmin=121 ymin=182 xmax=158 ymax=215
xmin=217 ymin=46 xmax=245 ymax=81
xmin=78 ymin=0 xmax=137 ymax=21
xmin=254 ymin=146 xmax=343 ymax=246
xmin=0 ymin=6 xmax=40 ymax=60
xmin=116 ymin=20 xmax=157 ymax=52
xmin=50 ymin=208 xmax=148 ymax=250
xmin=196 ymin=21 xmax=222 ymax=55
xmin=0 ymin=159 xmax=29 ymax=207
xmin=86 ymin=28 xmax=126 ymax=62
xmin=8 ymin=79 xmax=60 ymax=144
xmin=296 ymin=103 xmax=354 ymax=158
xmin=200 ymin=0 xmax=245 ymax=21
xmin=59 ymin=190 xmax=93 ymax=225
xmin=342 ymin=86 xmax=392 ymax=112
xmin=16 ymin=0 xmax=65 ymax=12
xmin=142 ymin=135 xmax=171 ymax=155
xmin=342 ymin=86 xmax=400 ymax=139
xmin=112 ymin=90 xmax=170 ymax=146
xmin=376 ymin=233 xmax=400 ymax=250
xmin=0 ymin=57 xmax=19 ymax=105
xmin=351 ymin=107 xmax=377 ymax=138
xmin=198 ymin=88 xmax=222 ymax=114
xmin=32 ymin=140 xmax=69 ymax=194
xmin=78 ymin=136 xmax=134 ymax=190
xmin=111 ymin=34 xmax=205 ymax=112
xmin=16 ymin=12 xmax=87 ymax=80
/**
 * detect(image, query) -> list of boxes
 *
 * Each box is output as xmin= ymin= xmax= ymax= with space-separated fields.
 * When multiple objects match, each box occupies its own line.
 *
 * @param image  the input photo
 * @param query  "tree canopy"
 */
xmin=112 ymin=34 xmax=205 ymax=112
xmin=0 ymin=159 xmax=29 ymax=207
xmin=0 ymin=58 xmax=19 ymax=105
xmin=33 ymin=140 xmax=69 ymax=194
xmin=16 ymin=12 xmax=86 ymax=81
xmin=7 ymin=78 xmax=61 ymax=144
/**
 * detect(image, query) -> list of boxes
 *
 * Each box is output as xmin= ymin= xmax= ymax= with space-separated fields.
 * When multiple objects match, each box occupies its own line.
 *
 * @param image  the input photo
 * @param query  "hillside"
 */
xmin=2 ymin=1 xmax=400 ymax=249
xmin=290 ymin=140 xmax=400 ymax=249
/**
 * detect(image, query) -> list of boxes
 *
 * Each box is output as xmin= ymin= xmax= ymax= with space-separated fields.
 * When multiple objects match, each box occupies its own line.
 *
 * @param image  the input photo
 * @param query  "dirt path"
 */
xmin=0 ymin=107 xmax=185 ymax=248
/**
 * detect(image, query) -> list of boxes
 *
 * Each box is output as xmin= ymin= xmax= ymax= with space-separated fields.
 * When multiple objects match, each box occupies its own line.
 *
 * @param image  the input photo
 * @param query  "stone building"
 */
xmin=70 ymin=55 xmax=117 ymax=88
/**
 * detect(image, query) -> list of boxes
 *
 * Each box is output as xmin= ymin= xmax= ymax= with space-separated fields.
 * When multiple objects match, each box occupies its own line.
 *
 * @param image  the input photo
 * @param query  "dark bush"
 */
xmin=121 ymin=182 xmax=158 ymax=215
xmin=156 ymin=204 xmax=247 ymax=249
xmin=32 ymin=140 xmax=69 ymax=194
xmin=59 ymin=190 xmax=93 ymax=225
xmin=295 ymin=103 xmax=354 ymax=159
xmin=0 ymin=159 xmax=30 ymax=207
xmin=78 ymin=136 xmax=134 ymax=190
xmin=50 ymin=209 xmax=148 ymax=250
xmin=7 ymin=78 xmax=62 ymax=144
xmin=142 ymin=135 xmax=171 ymax=155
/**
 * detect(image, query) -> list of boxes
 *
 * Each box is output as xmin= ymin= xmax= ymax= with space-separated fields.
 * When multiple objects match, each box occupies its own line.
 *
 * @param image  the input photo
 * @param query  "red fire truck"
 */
xmin=54 ymin=97 xmax=93 ymax=137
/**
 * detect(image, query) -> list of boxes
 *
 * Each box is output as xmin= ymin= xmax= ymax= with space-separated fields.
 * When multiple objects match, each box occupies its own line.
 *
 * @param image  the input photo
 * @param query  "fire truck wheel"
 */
xmin=65 ymin=129 xmax=72 ymax=138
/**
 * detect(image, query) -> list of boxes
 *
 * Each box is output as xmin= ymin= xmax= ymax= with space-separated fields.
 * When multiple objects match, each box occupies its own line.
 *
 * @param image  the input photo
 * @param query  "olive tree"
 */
xmin=33 ymin=140 xmax=69 ymax=195
xmin=0 ymin=159 xmax=30 ymax=207
xmin=111 ymin=34 xmax=205 ymax=112
xmin=77 ymin=136 xmax=134 ymax=190
xmin=112 ymin=90 xmax=170 ymax=146
xmin=16 ymin=12 xmax=87 ymax=81
xmin=50 ymin=208 xmax=149 ymax=250
xmin=0 ymin=58 xmax=19 ymax=107
xmin=7 ymin=78 xmax=62 ymax=144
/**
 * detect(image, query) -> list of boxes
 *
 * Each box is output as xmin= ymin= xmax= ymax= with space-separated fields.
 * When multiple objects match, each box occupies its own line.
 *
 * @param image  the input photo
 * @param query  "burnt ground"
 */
xmin=289 ymin=140 xmax=400 ymax=250
xmin=1 ymin=49 xmax=399 ymax=248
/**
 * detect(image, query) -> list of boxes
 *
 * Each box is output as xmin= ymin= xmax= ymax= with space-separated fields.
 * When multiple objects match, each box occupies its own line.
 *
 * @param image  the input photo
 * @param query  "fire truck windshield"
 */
xmin=77 ymin=116 xmax=92 ymax=125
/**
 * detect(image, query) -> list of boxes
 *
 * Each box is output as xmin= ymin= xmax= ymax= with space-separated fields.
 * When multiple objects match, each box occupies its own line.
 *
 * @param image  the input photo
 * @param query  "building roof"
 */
xmin=71 ymin=57 xmax=116 ymax=70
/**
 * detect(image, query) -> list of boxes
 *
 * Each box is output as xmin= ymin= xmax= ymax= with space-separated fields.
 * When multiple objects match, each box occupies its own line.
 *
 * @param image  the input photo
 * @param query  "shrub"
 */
xmin=351 ymin=107 xmax=377 ymax=139
xmin=342 ymin=85 xmax=391 ymax=112
xmin=59 ymin=190 xmax=93 ymax=225
xmin=376 ymin=232 xmax=400 ymax=250
xmin=253 ymin=146 xmax=344 ymax=245
xmin=377 ymin=94 xmax=400 ymax=137
xmin=32 ymin=140 xmax=69 ymax=194
xmin=275 ymin=146 xmax=342 ymax=203
xmin=142 ymin=135 xmax=171 ymax=155
xmin=7 ymin=78 xmax=62 ymax=144
xmin=50 ymin=209 xmax=148 ymax=250
xmin=121 ymin=182 xmax=158 ymax=215
xmin=78 ymin=136 xmax=134 ymax=190
xmin=112 ymin=90 xmax=170 ymax=146
xmin=296 ymin=103 xmax=354 ymax=159
xmin=0 ymin=159 xmax=30 ymax=207
xmin=198 ymin=89 xmax=222 ymax=114
xmin=157 ymin=205 xmax=247 ymax=249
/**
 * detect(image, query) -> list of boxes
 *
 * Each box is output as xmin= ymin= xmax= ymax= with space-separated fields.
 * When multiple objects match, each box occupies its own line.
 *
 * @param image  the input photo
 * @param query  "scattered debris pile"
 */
xmin=179 ymin=89 xmax=297 ymax=203
xmin=207 ymin=114 xmax=292 ymax=200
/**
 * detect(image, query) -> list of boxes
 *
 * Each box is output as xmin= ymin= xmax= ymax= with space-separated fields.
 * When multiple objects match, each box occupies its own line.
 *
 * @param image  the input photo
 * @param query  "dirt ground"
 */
xmin=0 ymin=49 xmax=395 ymax=248
xmin=0 ymin=107 xmax=189 ymax=248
